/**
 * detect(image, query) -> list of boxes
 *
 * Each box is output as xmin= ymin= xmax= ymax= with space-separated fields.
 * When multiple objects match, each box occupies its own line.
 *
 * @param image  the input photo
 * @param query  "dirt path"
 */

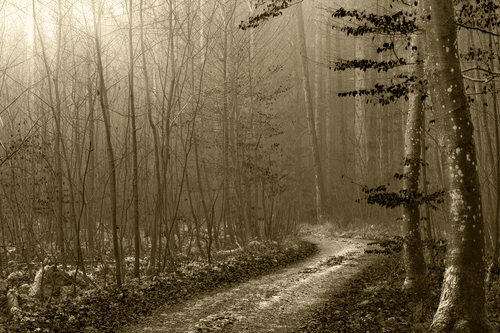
xmin=120 ymin=237 xmax=381 ymax=333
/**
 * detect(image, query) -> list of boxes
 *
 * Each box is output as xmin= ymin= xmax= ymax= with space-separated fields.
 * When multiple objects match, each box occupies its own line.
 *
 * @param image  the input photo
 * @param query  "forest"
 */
xmin=0 ymin=0 xmax=499 ymax=332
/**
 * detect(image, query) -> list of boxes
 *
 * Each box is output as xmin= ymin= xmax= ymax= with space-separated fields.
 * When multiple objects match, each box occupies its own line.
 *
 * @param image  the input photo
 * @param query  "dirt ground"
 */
xmin=120 ymin=236 xmax=382 ymax=333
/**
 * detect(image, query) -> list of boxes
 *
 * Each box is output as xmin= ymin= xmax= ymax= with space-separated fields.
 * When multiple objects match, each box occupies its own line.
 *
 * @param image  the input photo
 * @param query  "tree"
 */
xmin=327 ymin=1 xmax=435 ymax=296
xmin=139 ymin=0 xmax=159 ymax=275
xmin=402 ymin=31 xmax=427 ymax=298
xmin=127 ymin=0 xmax=140 ymax=279
xmin=423 ymin=0 xmax=491 ymax=331
xmin=91 ymin=0 xmax=122 ymax=288
xmin=295 ymin=1 xmax=325 ymax=223
xmin=33 ymin=0 xmax=66 ymax=264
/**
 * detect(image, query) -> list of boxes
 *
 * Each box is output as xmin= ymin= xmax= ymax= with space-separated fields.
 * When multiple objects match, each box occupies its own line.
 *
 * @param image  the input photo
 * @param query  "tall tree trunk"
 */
xmin=420 ymin=24 xmax=433 ymax=242
xmin=163 ymin=0 xmax=179 ymax=267
xmin=140 ymin=0 xmax=160 ymax=275
xmin=486 ymin=33 xmax=500 ymax=292
xmin=421 ymin=121 xmax=435 ymax=267
xmin=33 ymin=0 xmax=66 ymax=265
xmin=354 ymin=37 xmax=368 ymax=186
xmin=246 ymin=0 xmax=257 ymax=239
xmin=128 ymin=0 xmax=141 ymax=279
xmin=221 ymin=3 xmax=235 ymax=244
xmin=402 ymin=32 xmax=427 ymax=298
xmin=314 ymin=2 xmax=326 ymax=214
xmin=326 ymin=23 xmax=334 ymax=205
xmin=423 ymin=0 xmax=491 ymax=331
xmin=86 ymin=58 xmax=96 ymax=270
xmin=295 ymin=2 xmax=325 ymax=223
xmin=92 ymin=0 xmax=122 ymax=288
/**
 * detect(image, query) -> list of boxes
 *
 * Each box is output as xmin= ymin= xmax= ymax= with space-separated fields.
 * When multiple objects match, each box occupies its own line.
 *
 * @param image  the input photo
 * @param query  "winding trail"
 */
xmin=120 ymin=237 xmax=381 ymax=333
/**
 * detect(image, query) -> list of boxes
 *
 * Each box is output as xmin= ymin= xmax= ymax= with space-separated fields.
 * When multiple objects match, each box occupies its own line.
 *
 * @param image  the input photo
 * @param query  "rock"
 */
xmin=6 ymin=290 xmax=18 ymax=314
xmin=29 ymin=266 xmax=77 ymax=299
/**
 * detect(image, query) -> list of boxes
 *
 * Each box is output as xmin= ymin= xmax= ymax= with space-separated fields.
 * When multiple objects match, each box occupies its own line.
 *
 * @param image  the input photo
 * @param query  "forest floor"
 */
xmin=119 ymin=223 xmax=500 ymax=333
xmin=120 ymin=226 xmax=384 ymax=333
xmin=3 ymin=223 xmax=498 ymax=332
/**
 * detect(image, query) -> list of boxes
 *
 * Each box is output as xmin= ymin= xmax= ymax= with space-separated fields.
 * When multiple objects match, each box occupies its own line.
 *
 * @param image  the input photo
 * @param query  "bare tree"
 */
xmin=127 ymin=0 xmax=140 ymax=279
xmin=91 ymin=0 xmax=122 ymax=288
xmin=32 ymin=0 xmax=66 ymax=264
xmin=295 ymin=1 xmax=325 ymax=223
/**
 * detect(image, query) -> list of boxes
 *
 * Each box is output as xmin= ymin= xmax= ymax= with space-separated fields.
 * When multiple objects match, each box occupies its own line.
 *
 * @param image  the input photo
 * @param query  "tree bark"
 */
xmin=86 ymin=58 xmax=96 ymax=271
xmin=139 ymin=0 xmax=160 ymax=276
xmin=354 ymin=37 xmax=368 ymax=186
xmin=92 ymin=0 xmax=122 ymax=288
xmin=33 ymin=0 xmax=66 ymax=265
xmin=314 ymin=2 xmax=326 ymax=210
xmin=423 ymin=0 xmax=491 ymax=331
xmin=128 ymin=0 xmax=141 ymax=279
xmin=221 ymin=2 xmax=235 ymax=244
xmin=402 ymin=32 xmax=428 ymax=298
xmin=486 ymin=33 xmax=500 ymax=292
xmin=295 ymin=2 xmax=325 ymax=223
xmin=421 ymin=115 xmax=435 ymax=268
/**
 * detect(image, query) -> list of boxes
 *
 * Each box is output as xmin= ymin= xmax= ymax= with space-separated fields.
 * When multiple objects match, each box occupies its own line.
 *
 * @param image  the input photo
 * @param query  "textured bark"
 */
xmin=469 ymin=31 xmax=494 ymax=242
xmin=421 ymin=124 xmax=435 ymax=268
xmin=423 ymin=0 xmax=491 ymax=331
xmin=486 ymin=33 xmax=500 ymax=292
xmin=420 ymin=27 xmax=433 ymax=243
xmin=402 ymin=33 xmax=428 ymax=298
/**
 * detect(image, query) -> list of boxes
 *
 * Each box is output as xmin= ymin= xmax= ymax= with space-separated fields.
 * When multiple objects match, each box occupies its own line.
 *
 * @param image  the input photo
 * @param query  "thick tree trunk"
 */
xmin=421 ymin=116 xmax=435 ymax=268
xmin=486 ymin=33 xmax=500 ymax=292
xmin=402 ymin=33 xmax=428 ymax=298
xmin=423 ymin=0 xmax=491 ymax=331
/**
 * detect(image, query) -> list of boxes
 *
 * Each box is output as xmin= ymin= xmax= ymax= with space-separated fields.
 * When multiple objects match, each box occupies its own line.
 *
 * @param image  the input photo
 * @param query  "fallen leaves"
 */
xmin=1 ymin=239 xmax=318 ymax=333
xmin=293 ymin=238 xmax=500 ymax=332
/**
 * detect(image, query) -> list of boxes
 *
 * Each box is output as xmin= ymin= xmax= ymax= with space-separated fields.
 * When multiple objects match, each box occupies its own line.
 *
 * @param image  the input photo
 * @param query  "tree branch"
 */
xmin=457 ymin=23 xmax=500 ymax=37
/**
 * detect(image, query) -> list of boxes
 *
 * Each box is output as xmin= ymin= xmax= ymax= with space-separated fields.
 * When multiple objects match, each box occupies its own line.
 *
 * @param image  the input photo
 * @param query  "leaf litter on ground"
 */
xmin=4 ymin=222 xmax=499 ymax=333
xmin=123 ymin=235 xmax=380 ymax=333
xmin=294 ymin=236 xmax=500 ymax=333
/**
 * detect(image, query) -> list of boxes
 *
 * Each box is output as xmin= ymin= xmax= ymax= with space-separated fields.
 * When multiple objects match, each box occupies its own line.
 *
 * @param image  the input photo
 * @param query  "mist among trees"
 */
xmin=0 ymin=0 xmax=499 ymax=331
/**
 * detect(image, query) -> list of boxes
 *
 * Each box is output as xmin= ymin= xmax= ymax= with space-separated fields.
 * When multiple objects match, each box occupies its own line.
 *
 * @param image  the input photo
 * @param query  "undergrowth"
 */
xmin=3 ymin=226 xmax=499 ymax=333
xmin=293 ymin=236 xmax=500 ymax=332
xmin=299 ymin=219 xmax=401 ymax=241
xmin=1 ymin=239 xmax=317 ymax=333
